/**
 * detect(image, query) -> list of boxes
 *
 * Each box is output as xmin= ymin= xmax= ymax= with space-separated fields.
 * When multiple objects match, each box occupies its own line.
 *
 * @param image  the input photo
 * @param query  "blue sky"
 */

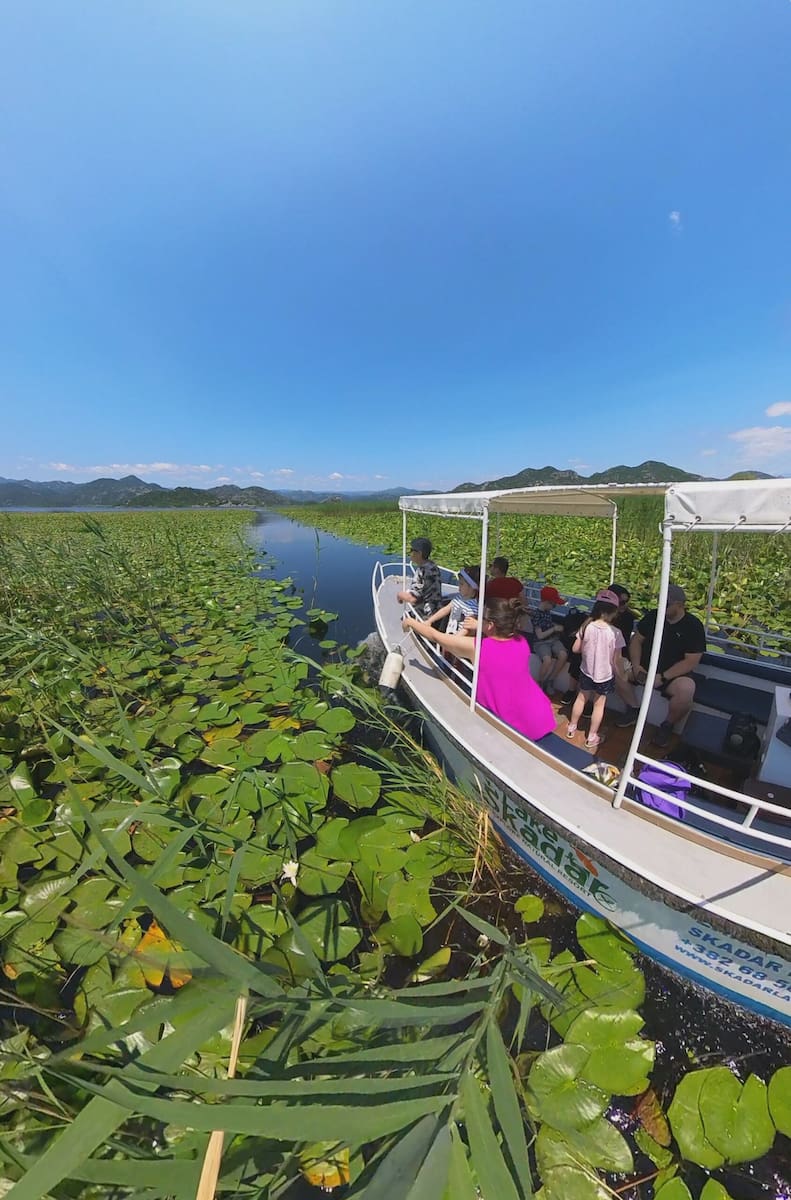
xmin=2 ymin=1 xmax=789 ymax=492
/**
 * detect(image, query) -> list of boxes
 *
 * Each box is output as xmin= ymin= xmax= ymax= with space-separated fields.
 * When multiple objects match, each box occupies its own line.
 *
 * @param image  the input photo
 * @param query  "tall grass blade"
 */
xmin=351 ymin=1115 xmax=440 ymax=1200
xmin=460 ymin=1073 xmax=521 ymax=1200
xmin=485 ymin=1022 xmax=533 ymax=1197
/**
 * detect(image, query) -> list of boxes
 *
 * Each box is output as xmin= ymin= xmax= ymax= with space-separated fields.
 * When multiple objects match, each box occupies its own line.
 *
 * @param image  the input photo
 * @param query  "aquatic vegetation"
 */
xmin=0 ymin=512 xmax=788 ymax=1198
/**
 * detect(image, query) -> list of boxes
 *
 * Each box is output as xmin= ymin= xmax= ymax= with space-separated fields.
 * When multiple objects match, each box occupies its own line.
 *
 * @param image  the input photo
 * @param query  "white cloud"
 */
xmin=374 ymin=473 xmax=387 ymax=480
xmin=44 ymin=461 xmax=224 ymax=480
xmin=700 ymin=448 xmax=718 ymax=457
xmin=668 ymin=210 xmax=682 ymax=231
xmin=214 ymin=476 xmax=232 ymax=484
xmin=328 ymin=472 xmax=345 ymax=481
xmin=766 ymin=402 xmax=791 ymax=418
xmin=273 ymin=467 xmax=294 ymax=476
xmin=728 ymin=425 xmax=791 ymax=461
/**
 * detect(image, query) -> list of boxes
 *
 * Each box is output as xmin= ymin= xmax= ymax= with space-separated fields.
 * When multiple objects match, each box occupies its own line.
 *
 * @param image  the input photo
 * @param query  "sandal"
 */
xmin=566 ymin=724 xmax=577 ymax=738
xmin=585 ymin=733 xmax=603 ymax=750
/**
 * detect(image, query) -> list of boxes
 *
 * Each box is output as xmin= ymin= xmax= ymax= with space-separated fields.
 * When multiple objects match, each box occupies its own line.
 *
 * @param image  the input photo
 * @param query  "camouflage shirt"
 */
xmin=410 ymin=561 xmax=443 ymax=619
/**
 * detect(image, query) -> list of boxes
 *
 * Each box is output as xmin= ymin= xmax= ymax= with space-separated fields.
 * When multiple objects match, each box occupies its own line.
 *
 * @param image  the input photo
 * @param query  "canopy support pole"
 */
xmin=402 ymin=509 xmax=407 ymax=586
xmin=704 ymin=533 xmax=719 ymax=635
xmin=495 ymin=512 xmax=501 ymax=557
xmin=470 ymin=504 xmax=490 ymax=711
xmin=612 ymin=524 xmax=673 ymax=810
xmin=610 ymin=503 xmax=618 ymax=583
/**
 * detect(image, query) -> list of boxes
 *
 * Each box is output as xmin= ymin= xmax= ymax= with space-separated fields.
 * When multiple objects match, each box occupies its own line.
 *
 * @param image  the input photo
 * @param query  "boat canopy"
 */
xmin=400 ymin=478 xmax=791 ymax=532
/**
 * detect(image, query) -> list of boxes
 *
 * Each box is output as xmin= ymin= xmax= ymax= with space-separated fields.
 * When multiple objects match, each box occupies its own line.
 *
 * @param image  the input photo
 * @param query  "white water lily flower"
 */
xmin=281 ymin=860 xmax=299 ymax=886
xmin=409 ymin=830 xmax=421 ymax=843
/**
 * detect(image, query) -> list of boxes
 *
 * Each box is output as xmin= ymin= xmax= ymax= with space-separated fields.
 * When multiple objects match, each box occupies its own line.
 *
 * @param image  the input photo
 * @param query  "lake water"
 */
xmin=247 ymin=510 xmax=390 ymax=650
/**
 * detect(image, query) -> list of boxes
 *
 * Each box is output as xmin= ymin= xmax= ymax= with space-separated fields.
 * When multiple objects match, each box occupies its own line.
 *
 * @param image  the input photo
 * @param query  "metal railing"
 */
xmin=624 ymin=753 xmax=791 ymax=854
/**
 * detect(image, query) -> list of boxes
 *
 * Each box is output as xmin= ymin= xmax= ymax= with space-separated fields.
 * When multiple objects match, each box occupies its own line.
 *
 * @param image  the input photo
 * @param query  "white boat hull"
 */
xmin=374 ymin=570 xmax=791 ymax=1028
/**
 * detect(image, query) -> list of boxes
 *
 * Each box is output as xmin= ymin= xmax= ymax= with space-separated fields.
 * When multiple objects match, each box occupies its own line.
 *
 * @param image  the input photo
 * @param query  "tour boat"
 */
xmin=372 ymin=479 xmax=791 ymax=1027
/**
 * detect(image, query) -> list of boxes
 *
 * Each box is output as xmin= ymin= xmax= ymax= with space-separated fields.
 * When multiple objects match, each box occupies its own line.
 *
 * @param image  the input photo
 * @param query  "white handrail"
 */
xmin=627 ymin=779 xmax=791 ymax=851
xmin=632 ymin=753 xmax=791 ymax=820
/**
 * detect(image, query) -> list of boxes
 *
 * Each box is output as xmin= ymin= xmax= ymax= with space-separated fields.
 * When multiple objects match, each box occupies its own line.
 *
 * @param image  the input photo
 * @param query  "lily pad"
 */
xmin=667 ymin=1071 xmax=725 ymax=1169
xmin=315 ymin=707 xmax=356 ymax=735
xmin=296 ymin=899 xmax=362 ymax=962
xmin=386 ymin=877 xmax=436 ymax=927
xmin=565 ymin=1007 xmax=654 ymax=1095
xmin=331 ymin=762 xmax=381 ymax=810
xmin=768 ymin=1065 xmax=791 ymax=1136
xmin=527 ymin=1044 xmax=609 ymax=1132
xmin=296 ymin=850 xmax=352 ymax=896
xmin=376 ymin=914 xmax=423 ymax=957
xmin=515 ymin=894 xmax=545 ymax=923
xmin=700 ymin=1068 xmax=775 ymax=1164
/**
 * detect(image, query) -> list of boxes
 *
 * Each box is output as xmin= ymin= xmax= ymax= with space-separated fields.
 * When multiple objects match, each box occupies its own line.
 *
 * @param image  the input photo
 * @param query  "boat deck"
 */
xmin=376 ymin=573 xmax=791 ymax=952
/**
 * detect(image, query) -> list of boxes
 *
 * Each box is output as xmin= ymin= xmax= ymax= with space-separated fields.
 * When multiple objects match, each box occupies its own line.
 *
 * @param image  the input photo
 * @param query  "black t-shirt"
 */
xmin=636 ymin=609 xmax=706 ymax=672
xmin=613 ymin=608 xmax=636 ymax=658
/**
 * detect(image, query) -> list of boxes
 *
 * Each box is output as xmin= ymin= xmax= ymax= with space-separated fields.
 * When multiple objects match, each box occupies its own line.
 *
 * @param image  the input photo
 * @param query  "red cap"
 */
xmin=540 ymin=585 xmax=565 ymax=605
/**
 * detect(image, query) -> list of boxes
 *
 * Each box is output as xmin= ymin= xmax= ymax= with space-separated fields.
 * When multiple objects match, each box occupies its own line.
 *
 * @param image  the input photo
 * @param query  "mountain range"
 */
xmin=452 ymin=461 xmax=775 ymax=492
xmin=0 ymin=463 xmax=777 ymax=509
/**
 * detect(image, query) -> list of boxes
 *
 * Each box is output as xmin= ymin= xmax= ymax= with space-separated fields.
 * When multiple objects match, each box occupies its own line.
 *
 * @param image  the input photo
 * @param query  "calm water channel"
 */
xmin=248 ymin=510 xmax=387 ymax=649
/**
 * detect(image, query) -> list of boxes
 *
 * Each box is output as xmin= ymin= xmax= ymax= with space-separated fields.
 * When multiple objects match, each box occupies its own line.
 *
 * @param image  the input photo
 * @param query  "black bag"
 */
xmin=722 ymin=712 xmax=761 ymax=759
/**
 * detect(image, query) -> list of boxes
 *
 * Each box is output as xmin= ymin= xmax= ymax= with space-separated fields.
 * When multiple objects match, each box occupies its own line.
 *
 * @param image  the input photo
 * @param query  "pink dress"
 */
xmin=476 ymin=636 xmax=556 ymax=740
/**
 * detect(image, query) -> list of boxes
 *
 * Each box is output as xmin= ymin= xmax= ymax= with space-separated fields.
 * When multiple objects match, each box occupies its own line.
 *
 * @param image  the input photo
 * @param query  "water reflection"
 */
xmin=247 ymin=511 xmax=390 ymax=650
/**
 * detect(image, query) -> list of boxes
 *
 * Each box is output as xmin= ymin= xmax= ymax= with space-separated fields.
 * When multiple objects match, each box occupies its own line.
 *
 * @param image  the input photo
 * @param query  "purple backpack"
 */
xmin=634 ymin=762 xmax=690 ymax=820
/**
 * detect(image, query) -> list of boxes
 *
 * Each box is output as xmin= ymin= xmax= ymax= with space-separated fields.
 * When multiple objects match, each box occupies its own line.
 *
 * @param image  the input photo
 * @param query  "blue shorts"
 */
xmin=578 ymin=671 xmax=614 ymax=696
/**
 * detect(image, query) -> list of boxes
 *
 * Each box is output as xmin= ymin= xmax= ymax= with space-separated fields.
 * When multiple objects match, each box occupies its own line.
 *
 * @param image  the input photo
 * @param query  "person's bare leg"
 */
xmin=568 ymin=689 xmax=586 ymax=732
xmin=588 ymin=693 xmax=607 ymax=741
xmin=615 ymin=673 xmax=638 ymax=709
xmin=666 ymin=676 xmax=695 ymax=726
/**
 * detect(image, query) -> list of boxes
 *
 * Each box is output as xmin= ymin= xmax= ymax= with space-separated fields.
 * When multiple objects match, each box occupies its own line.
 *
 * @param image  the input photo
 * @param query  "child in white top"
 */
xmin=566 ymin=589 xmax=626 ymax=750
xmin=425 ymin=565 xmax=480 ymax=634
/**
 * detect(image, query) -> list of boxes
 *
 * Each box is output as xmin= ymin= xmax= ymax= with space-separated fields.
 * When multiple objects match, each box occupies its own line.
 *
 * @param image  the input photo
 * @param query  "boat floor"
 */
xmin=376 ymin=575 xmax=791 ymax=950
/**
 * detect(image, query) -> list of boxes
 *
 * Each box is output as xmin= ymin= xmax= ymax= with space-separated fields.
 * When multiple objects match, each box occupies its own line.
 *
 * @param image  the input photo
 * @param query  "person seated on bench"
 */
xmin=531 ymin=585 xmax=568 ymax=694
xmin=485 ymin=557 xmax=524 ymax=601
xmin=610 ymin=584 xmax=637 ymax=653
xmin=619 ymin=583 xmax=706 ymax=748
xmin=424 ymin=564 xmax=480 ymax=634
xmin=396 ymin=537 xmax=443 ymax=619
xmin=402 ymin=596 xmax=556 ymax=741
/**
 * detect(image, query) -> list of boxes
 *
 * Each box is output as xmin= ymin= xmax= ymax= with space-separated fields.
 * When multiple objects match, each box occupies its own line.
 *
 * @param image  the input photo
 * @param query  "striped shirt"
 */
xmin=447 ymin=593 xmax=479 ymax=634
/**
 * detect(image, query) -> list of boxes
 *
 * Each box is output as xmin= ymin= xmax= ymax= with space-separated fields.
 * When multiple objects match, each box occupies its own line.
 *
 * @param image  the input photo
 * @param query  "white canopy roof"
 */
xmin=400 ymin=478 xmax=791 ymax=531
xmin=664 ymin=479 xmax=791 ymax=531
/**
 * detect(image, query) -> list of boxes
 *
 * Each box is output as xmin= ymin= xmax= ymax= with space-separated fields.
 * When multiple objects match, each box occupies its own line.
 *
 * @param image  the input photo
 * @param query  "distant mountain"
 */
xmin=0 ymin=474 xmax=162 ymax=507
xmin=205 ymin=484 xmax=283 ymax=506
xmin=0 ymin=474 xmax=281 ymax=509
xmin=586 ymin=461 xmax=706 ymax=484
xmin=453 ymin=460 xmax=708 ymax=492
xmin=133 ymin=487 xmax=221 ymax=508
xmin=278 ymin=486 xmax=424 ymax=503
xmin=453 ymin=467 xmax=585 ymax=493
xmin=726 ymin=470 xmax=775 ymax=481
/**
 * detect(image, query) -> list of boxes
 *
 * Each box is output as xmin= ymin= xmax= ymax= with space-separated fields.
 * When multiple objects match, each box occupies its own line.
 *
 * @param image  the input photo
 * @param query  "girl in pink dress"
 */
xmin=566 ymin=589 xmax=626 ymax=750
xmin=402 ymin=597 xmax=555 ymax=742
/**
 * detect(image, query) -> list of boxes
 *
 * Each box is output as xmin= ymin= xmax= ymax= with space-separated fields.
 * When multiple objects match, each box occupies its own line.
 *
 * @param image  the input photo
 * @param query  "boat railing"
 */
xmin=625 ymin=753 xmax=791 ymax=853
xmin=706 ymin=624 xmax=791 ymax=666
xmin=373 ymin=561 xmax=460 ymax=588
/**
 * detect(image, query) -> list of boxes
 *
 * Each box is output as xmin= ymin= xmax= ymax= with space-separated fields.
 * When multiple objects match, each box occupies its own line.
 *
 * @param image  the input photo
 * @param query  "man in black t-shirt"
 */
xmin=624 ymin=583 xmax=706 ymax=747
